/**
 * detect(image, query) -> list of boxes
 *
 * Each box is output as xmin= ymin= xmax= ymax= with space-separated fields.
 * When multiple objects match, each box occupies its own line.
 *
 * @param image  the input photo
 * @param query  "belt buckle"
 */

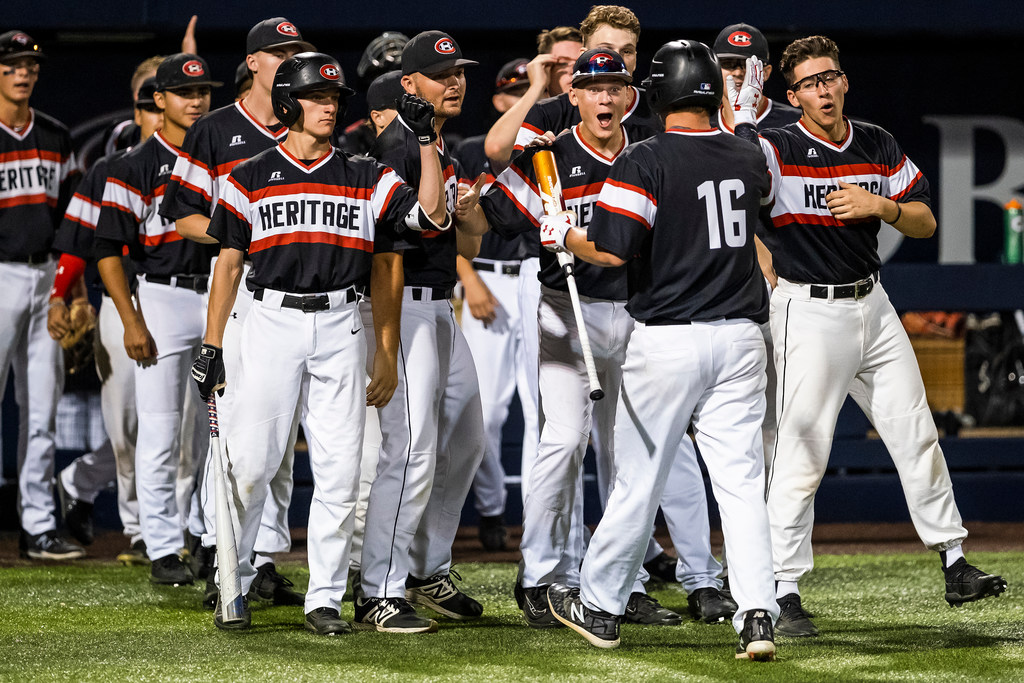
xmin=854 ymin=279 xmax=871 ymax=299
xmin=299 ymin=295 xmax=324 ymax=313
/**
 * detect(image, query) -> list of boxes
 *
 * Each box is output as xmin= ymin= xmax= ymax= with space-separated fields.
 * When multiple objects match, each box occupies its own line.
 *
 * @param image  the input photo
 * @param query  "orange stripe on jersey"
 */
xmin=770 ymin=211 xmax=872 ymax=228
xmin=777 ymin=162 xmax=893 ymax=179
xmin=603 ymin=177 xmax=657 ymax=205
xmin=214 ymin=159 xmax=244 ymax=178
xmin=139 ymin=231 xmax=184 ymax=246
xmin=596 ymin=200 xmax=651 ymax=230
xmin=107 ymin=177 xmax=144 ymax=200
xmin=0 ymin=193 xmax=56 ymax=209
xmin=0 ymin=149 xmax=64 ymax=163
xmin=248 ymin=182 xmax=374 ymax=202
xmin=173 ymin=175 xmax=213 ymax=202
xmin=563 ymin=183 xmax=608 ymax=200
xmin=176 ymin=150 xmax=210 ymax=174
xmin=72 ymin=192 xmax=102 ymax=209
xmin=249 ymin=231 xmax=374 ymax=254
xmin=216 ymin=197 xmax=248 ymax=222
xmin=891 ymin=172 xmax=923 ymax=201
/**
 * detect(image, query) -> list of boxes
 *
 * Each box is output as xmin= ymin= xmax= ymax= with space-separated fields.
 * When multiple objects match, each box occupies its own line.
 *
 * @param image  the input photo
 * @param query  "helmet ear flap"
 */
xmin=272 ymin=92 xmax=302 ymax=128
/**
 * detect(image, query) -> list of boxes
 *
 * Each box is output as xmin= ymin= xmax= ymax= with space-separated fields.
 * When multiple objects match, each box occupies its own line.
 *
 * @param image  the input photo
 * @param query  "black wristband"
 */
xmin=892 ymin=201 xmax=902 ymax=225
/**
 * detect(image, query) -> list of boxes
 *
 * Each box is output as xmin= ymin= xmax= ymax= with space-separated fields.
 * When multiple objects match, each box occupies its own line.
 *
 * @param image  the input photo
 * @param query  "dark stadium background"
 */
xmin=2 ymin=1 xmax=1023 ymax=530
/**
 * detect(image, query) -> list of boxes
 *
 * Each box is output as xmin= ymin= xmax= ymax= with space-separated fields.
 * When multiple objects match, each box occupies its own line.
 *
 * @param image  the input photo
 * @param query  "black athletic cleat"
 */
xmin=624 ymin=591 xmax=682 ymax=625
xmin=203 ymin=569 xmax=218 ymax=610
xmin=117 ymin=539 xmax=149 ymax=566
xmin=305 ymin=607 xmax=351 ymax=636
xmin=214 ymin=594 xmax=251 ymax=631
xmin=56 ymin=476 xmax=94 ymax=546
xmin=735 ymin=609 xmax=776 ymax=662
xmin=21 ymin=529 xmax=85 ymax=561
xmin=520 ymin=584 xmax=562 ymax=628
xmin=193 ymin=544 xmax=214 ymax=581
xmin=406 ymin=570 xmax=483 ymax=620
xmin=944 ymin=557 xmax=1008 ymax=607
xmin=353 ymin=596 xmax=438 ymax=633
xmin=642 ymin=552 xmax=678 ymax=584
xmin=775 ymin=593 xmax=818 ymax=637
xmin=150 ymin=553 xmax=194 ymax=586
xmin=687 ymin=586 xmax=738 ymax=624
xmin=478 ymin=514 xmax=508 ymax=552
xmin=251 ymin=562 xmax=305 ymax=606
xmin=548 ymin=583 xmax=620 ymax=648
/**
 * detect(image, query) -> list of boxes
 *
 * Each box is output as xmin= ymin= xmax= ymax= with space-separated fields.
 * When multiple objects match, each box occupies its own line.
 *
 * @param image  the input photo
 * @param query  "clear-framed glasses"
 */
xmin=789 ymin=69 xmax=844 ymax=93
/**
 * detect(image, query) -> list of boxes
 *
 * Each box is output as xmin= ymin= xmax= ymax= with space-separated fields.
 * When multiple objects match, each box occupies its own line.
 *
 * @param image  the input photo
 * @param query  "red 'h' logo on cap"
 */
xmin=12 ymin=33 xmax=30 ymax=45
xmin=182 ymin=60 xmax=205 ymax=77
xmin=319 ymin=64 xmax=340 ymax=80
xmin=277 ymin=22 xmax=298 ymax=37
xmin=728 ymin=31 xmax=752 ymax=47
xmin=591 ymin=53 xmax=613 ymax=67
xmin=434 ymin=38 xmax=456 ymax=54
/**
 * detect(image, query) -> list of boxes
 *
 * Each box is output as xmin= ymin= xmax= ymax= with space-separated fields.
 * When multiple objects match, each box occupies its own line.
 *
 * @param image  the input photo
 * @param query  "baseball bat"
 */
xmin=207 ymin=397 xmax=246 ymax=624
xmin=532 ymin=150 xmax=604 ymax=401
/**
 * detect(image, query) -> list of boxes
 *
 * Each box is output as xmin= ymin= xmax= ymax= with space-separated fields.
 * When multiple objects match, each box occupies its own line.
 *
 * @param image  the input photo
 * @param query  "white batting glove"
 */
xmin=727 ymin=56 xmax=764 ymax=127
xmin=540 ymin=210 xmax=576 ymax=252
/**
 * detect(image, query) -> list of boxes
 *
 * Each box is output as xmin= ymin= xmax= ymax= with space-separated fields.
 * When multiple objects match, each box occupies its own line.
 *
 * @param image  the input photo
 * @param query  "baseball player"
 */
xmin=46 ymin=77 xmax=165 ymax=562
xmin=455 ymin=58 xmax=532 ymax=552
xmin=748 ymin=35 xmax=1007 ymax=637
xmin=339 ymin=31 xmax=409 ymax=157
xmin=194 ymin=52 xmax=447 ymax=633
xmin=160 ymin=17 xmax=317 ymax=609
xmin=355 ymin=29 xmax=486 ymax=634
xmin=542 ymin=40 xmax=778 ymax=661
xmin=0 ymin=30 xmax=82 ymax=561
xmin=94 ymin=53 xmax=221 ymax=585
xmin=713 ymin=23 xmax=800 ymax=133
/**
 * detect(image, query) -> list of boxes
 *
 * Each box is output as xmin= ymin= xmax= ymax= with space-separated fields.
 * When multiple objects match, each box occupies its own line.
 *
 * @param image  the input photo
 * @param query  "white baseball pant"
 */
xmin=516 ymin=258 xmax=541 ymax=502
xmin=767 ymin=277 xmax=967 ymax=583
xmin=581 ymin=319 xmax=778 ymax=633
xmin=0 ymin=260 xmax=63 ymax=535
xmin=226 ymin=290 xmax=364 ymax=612
xmin=360 ymin=290 xmax=485 ymax=597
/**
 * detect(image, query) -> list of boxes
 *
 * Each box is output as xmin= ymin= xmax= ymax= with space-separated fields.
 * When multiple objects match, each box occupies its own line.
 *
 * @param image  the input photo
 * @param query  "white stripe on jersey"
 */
xmin=493 ymin=164 xmax=543 ymax=224
xmin=0 ymin=155 xmax=66 ymax=206
xmin=595 ymin=178 xmax=657 ymax=230
xmin=65 ymin=192 xmax=101 ymax=229
xmin=169 ymin=152 xmax=216 ymax=208
xmin=370 ymin=169 xmax=406 ymax=224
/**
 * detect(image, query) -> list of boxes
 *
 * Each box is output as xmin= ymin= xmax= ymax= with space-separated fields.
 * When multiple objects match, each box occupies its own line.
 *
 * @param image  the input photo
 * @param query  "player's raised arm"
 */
xmin=398 ymin=94 xmax=447 ymax=226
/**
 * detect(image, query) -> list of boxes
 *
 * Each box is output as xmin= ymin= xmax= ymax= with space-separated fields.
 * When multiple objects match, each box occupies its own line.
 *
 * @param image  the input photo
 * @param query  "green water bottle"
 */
xmin=1005 ymin=199 xmax=1023 ymax=264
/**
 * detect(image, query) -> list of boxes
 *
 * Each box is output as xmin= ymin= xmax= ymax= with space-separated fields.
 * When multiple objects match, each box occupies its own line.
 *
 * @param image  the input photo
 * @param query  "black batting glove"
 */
xmin=398 ymin=93 xmax=437 ymax=146
xmin=191 ymin=343 xmax=226 ymax=400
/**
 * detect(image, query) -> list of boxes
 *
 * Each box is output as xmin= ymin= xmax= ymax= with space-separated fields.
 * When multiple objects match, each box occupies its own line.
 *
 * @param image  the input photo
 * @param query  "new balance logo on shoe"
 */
xmin=570 ymin=601 xmax=586 ymax=623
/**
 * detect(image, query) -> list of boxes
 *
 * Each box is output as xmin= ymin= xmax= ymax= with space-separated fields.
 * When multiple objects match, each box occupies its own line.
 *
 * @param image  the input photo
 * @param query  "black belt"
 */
xmin=409 ymin=286 xmax=454 ymax=301
xmin=472 ymin=260 xmax=521 ymax=276
xmin=809 ymin=273 xmax=878 ymax=301
xmin=253 ymin=287 xmax=359 ymax=312
xmin=644 ymin=318 xmax=692 ymax=326
xmin=7 ymin=251 xmax=51 ymax=265
xmin=146 ymin=274 xmax=208 ymax=293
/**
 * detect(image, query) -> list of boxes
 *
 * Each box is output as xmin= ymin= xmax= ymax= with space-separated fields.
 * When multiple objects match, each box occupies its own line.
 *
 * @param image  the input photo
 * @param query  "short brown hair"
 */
xmin=779 ymin=35 xmax=840 ymax=86
xmin=131 ymin=56 xmax=164 ymax=97
xmin=537 ymin=26 xmax=583 ymax=54
xmin=580 ymin=5 xmax=641 ymax=45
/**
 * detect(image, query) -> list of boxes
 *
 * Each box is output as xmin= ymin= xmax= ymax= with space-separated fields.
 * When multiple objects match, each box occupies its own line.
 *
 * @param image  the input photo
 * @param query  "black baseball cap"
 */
xmin=155 ymin=53 xmax=223 ymax=92
xmin=713 ymin=23 xmax=769 ymax=62
xmin=246 ymin=17 xmax=316 ymax=55
xmin=495 ymin=58 xmax=529 ymax=94
xmin=401 ymin=30 xmax=478 ymax=76
xmin=0 ymin=30 xmax=45 ymax=63
xmin=366 ymin=71 xmax=405 ymax=112
xmin=571 ymin=49 xmax=632 ymax=86
xmin=234 ymin=61 xmax=253 ymax=93
xmin=135 ymin=77 xmax=157 ymax=107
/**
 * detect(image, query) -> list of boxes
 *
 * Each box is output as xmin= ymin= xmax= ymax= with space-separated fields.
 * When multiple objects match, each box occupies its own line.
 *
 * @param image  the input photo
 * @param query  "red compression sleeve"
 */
xmin=50 ymin=253 xmax=86 ymax=301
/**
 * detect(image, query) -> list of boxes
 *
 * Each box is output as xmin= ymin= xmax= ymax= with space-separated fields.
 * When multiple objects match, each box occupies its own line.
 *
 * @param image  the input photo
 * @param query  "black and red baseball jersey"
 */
xmin=0 ymin=110 xmax=76 ymax=260
xmin=587 ymin=127 xmax=772 ymax=324
xmin=160 ymin=101 xmax=289 ymax=223
xmin=53 ymin=152 xmax=124 ymax=260
xmin=757 ymin=118 xmax=929 ymax=284
xmin=95 ymin=131 xmax=216 ymax=276
xmin=370 ymin=120 xmax=464 ymax=289
xmin=513 ymin=86 xmax=658 ymax=152
xmin=454 ymin=134 xmax=524 ymax=262
xmin=208 ymin=144 xmax=412 ymax=294
xmin=481 ymin=124 xmax=630 ymax=301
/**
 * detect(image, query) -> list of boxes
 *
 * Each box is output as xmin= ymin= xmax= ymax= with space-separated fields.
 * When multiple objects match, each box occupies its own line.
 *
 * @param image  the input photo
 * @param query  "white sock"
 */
xmin=776 ymin=581 xmax=799 ymax=600
xmin=942 ymin=545 xmax=964 ymax=568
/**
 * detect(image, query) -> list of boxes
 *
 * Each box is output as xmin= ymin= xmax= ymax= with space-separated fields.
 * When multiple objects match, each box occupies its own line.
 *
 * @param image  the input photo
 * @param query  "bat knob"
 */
xmin=590 ymin=389 xmax=605 ymax=401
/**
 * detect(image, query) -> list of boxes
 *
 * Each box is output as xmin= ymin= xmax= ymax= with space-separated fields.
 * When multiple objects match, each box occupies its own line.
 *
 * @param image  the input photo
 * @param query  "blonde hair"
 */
xmin=580 ymin=5 xmax=640 ymax=44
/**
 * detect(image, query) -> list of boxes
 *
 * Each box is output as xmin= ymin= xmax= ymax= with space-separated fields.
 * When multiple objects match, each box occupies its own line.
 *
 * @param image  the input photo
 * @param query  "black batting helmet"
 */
xmin=272 ymin=52 xmax=355 ymax=127
xmin=357 ymin=31 xmax=409 ymax=82
xmin=643 ymin=40 xmax=722 ymax=116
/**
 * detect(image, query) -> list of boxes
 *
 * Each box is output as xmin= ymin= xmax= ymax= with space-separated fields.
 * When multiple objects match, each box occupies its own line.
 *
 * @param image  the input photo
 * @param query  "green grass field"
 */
xmin=2 ymin=552 xmax=1022 ymax=682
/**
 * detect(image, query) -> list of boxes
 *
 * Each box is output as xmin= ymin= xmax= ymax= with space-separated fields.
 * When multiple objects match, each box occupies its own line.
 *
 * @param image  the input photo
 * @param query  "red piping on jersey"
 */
xmin=175 ymin=151 xmax=212 ymax=175
xmin=0 ymin=148 xmax=63 ymax=163
xmin=623 ymin=86 xmax=640 ymax=120
xmin=249 ymin=231 xmax=374 ymax=254
xmin=513 ymin=122 xmax=546 ymax=151
xmin=236 ymin=100 xmax=289 ymax=140
xmin=771 ymin=211 xmax=874 ymax=228
xmin=248 ymin=181 xmax=375 ymax=202
xmin=216 ymin=197 xmax=248 ymax=222
xmin=596 ymin=199 xmax=651 ymax=230
xmin=0 ymin=109 xmax=34 ymax=139
xmin=603 ymin=177 xmax=657 ymax=204
xmin=571 ymin=124 xmax=627 ymax=164
xmin=154 ymin=131 xmax=181 ymax=154
xmin=277 ymin=144 xmax=334 ymax=173
xmin=171 ymin=174 xmax=213 ymax=202
xmin=71 ymin=191 xmax=102 ymax=210
xmin=509 ymin=163 xmax=539 ymax=194
xmin=796 ymin=117 xmax=852 ymax=151
xmin=496 ymin=183 xmax=541 ymax=227
xmin=0 ymin=193 xmax=56 ymax=209
xmin=891 ymin=172 xmax=923 ymax=201
xmin=563 ymin=183 xmax=608 ymax=200
xmin=139 ymin=230 xmax=184 ymax=246
xmin=214 ymin=159 xmax=246 ymax=178
xmin=376 ymin=177 xmax=399 ymax=223
xmin=777 ymin=161 xmax=897 ymax=179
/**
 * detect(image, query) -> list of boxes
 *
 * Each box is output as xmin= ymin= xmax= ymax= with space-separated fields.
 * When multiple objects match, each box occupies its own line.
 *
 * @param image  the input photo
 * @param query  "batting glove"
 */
xmin=726 ymin=56 xmax=764 ymax=127
xmin=191 ymin=343 xmax=226 ymax=401
xmin=540 ymin=210 xmax=576 ymax=252
xmin=398 ymin=93 xmax=437 ymax=146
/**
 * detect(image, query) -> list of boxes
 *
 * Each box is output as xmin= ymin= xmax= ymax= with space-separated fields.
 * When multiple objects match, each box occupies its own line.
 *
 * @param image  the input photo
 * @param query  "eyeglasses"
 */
xmin=789 ymin=69 xmax=844 ymax=93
